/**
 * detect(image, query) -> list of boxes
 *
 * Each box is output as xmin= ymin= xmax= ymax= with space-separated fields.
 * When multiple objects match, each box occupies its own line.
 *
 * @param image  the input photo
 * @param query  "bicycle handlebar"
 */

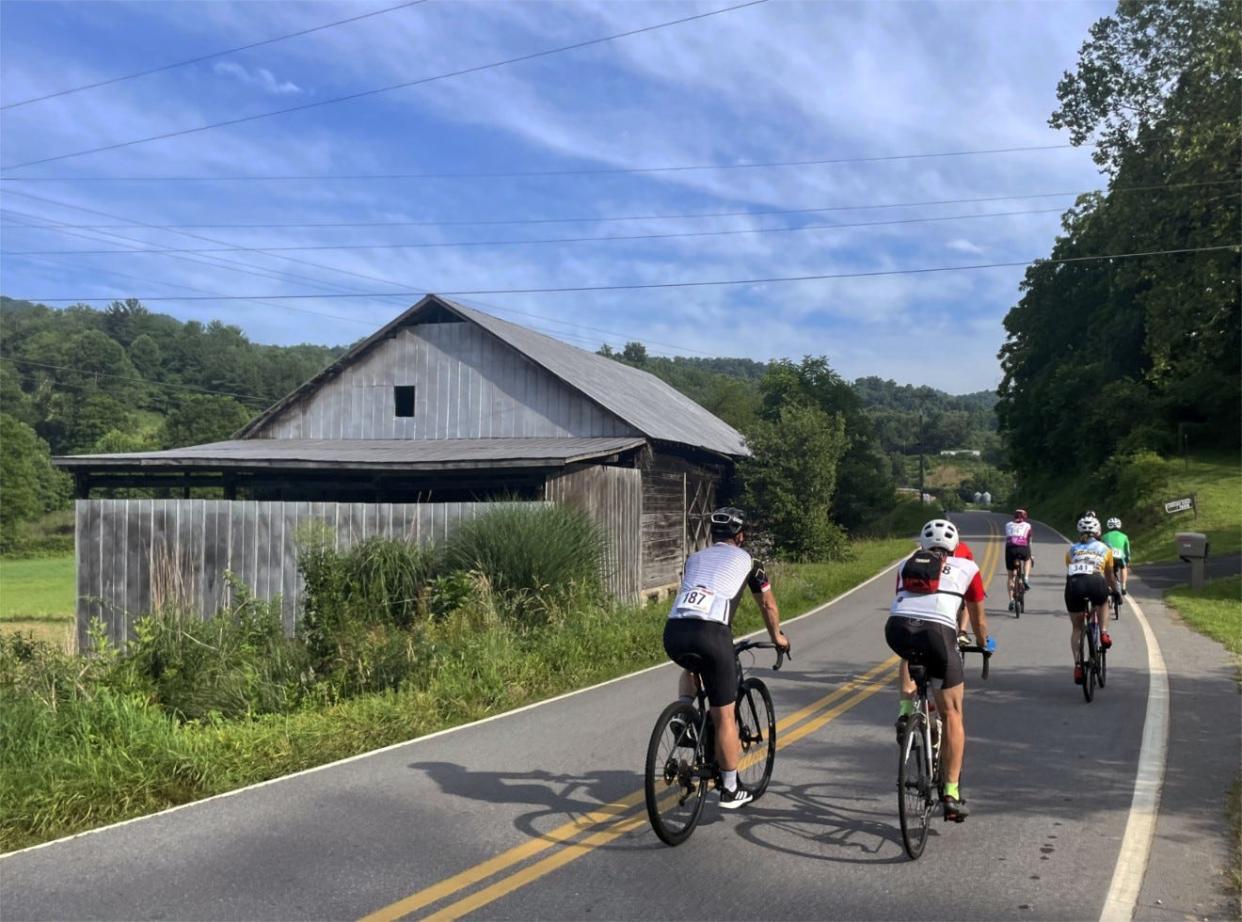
xmin=734 ymin=639 xmax=792 ymax=671
xmin=958 ymin=642 xmax=991 ymax=680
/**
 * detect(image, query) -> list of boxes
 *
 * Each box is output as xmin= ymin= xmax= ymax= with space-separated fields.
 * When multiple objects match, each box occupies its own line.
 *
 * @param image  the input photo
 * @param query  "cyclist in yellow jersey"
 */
xmin=1064 ymin=516 xmax=1117 ymax=685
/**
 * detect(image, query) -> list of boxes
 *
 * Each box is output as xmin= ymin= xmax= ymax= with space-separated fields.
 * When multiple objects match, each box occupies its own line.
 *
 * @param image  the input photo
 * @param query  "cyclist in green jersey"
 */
xmin=1102 ymin=517 xmax=1131 ymax=599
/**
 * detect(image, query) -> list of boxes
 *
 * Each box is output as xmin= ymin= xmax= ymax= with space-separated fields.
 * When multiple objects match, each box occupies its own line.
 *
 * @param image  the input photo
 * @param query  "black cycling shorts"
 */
xmin=884 ymin=616 xmax=964 ymax=691
xmin=1005 ymin=545 xmax=1031 ymax=571
xmin=1064 ymin=574 xmax=1109 ymax=613
xmin=663 ymin=618 xmax=737 ymax=708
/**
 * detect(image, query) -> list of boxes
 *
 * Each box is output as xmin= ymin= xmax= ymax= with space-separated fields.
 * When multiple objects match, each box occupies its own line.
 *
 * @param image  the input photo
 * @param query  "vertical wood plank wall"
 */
xmin=253 ymin=323 xmax=638 ymax=441
xmin=545 ymin=467 xmax=642 ymax=601
xmin=74 ymin=499 xmax=546 ymax=651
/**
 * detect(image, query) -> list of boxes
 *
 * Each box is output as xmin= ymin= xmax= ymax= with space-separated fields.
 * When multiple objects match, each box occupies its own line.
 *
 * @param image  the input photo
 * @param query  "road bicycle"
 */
xmin=1010 ymin=567 xmax=1026 ymax=617
xmin=1080 ymin=606 xmax=1107 ymax=701
xmin=644 ymin=639 xmax=788 ymax=846
xmin=896 ymin=638 xmax=990 ymax=860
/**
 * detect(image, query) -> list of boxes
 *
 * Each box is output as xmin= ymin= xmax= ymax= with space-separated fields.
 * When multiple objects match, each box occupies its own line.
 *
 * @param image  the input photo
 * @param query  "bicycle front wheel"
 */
xmin=736 ymin=677 xmax=776 ymax=799
xmin=645 ymin=701 xmax=707 ymax=846
xmin=897 ymin=714 xmax=932 ymax=859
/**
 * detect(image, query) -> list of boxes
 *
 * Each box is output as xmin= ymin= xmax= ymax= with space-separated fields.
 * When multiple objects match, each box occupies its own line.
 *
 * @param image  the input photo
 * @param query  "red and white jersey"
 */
xmin=891 ymin=555 xmax=986 ymax=630
xmin=1005 ymin=520 xmax=1032 ymax=547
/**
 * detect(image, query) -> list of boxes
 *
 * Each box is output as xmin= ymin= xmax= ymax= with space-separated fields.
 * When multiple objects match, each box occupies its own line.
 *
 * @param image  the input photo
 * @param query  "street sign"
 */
xmin=1163 ymin=495 xmax=1196 ymax=515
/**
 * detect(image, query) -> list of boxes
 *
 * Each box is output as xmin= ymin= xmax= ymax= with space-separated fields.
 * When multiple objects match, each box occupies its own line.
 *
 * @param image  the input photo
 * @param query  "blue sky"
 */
xmin=0 ymin=0 xmax=1113 ymax=393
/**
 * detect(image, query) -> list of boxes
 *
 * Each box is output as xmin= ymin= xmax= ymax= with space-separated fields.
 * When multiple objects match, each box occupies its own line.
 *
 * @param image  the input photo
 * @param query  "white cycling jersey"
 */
xmin=668 ymin=543 xmax=770 ymax=626
xmin=1005 ymin=520 xmax=1032 ymax=546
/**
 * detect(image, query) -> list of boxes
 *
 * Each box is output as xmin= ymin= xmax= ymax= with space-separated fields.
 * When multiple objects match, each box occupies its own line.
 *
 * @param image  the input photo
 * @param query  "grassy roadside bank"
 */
xmin=0 ymin=536 xmax=912 ymax=853
xmin=1165 ymin=576 xmax=1242 ymax=657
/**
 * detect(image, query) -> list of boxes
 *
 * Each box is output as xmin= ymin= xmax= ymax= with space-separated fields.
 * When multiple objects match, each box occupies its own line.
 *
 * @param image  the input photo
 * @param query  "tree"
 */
xmin=0 ymin=414 xmax=70 ymax=550
xmin=160 ymin=395 xmax=254 ymax=448
xmin=740 ymin=405 xmax=848 ymax=560
xmin=621 ymin=341 xmax=648 ymax=364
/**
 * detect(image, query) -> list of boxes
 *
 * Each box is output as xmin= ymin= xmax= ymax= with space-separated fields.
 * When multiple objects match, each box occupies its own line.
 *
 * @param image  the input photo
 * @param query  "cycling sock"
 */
xmin=898 ymin=699 xmax=915 ymax=718
xmin=944 ymin=781 xmax=960 ymax=800
xmin=721 ymin=769 xmax=738 ymax=792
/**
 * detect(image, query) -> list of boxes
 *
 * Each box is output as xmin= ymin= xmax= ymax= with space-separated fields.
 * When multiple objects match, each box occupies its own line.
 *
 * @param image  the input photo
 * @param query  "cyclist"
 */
xmin=887 ymin=519 xmax=993 ymax=822
xmin=1004 ymin=508 xmax=1033 ymax=611
xmin=1065 ymin=516 xmax=1117 ymax=684
xmin=1101 ymin=517 xmax=1131 ymax=599
xmin=663 ymin=507 xmax=789 ymax=809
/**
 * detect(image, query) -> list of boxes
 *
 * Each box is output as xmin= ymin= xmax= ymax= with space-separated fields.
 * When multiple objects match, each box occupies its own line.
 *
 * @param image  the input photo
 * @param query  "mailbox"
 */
xmin=1176 ymin=532 xmax=1210 ymax=560
xmin=1176 ymin=531 xmax=1210 ymax=589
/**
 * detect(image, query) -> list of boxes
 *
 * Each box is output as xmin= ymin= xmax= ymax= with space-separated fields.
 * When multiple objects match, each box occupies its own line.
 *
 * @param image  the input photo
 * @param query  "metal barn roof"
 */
xmin=56 ymin=437 xmax=647 ymax=472
xmin=236 ymin=295 xmax=748 ymax=458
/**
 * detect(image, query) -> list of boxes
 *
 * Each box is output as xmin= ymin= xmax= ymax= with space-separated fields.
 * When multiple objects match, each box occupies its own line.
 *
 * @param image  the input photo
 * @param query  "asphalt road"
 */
xmin=2 ymin=511 xmax=1226 ymax=921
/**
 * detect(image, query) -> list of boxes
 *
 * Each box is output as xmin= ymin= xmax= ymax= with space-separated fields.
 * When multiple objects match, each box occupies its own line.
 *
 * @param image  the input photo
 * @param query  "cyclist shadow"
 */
xmin=407 ymin=760 xmax=645 ymax=844
xmin=730 ymin=780 xmax=912 ymax=864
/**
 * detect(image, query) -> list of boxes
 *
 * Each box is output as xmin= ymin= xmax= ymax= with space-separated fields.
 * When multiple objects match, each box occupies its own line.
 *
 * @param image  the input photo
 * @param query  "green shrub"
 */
xmin=110 ymin=591 xmax=309 ymax=721
xmin=444 ymin=504 xmax=605 ymax=617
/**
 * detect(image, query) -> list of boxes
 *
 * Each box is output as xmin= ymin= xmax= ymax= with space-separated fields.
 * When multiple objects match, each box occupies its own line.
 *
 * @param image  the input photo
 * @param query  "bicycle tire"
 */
xmin=1112 ymin=596 xmax=1120 ymax=621
xmin=1015 ymin=591 xmax=1023 ymax=618
xmin=1098 ymin=642 xmax=1107 ymax=687
xmin=897 ymin=713 xmax=932 ymax=860
xmin=735 ymin=677 xmax=776 ymax=799
xmin=645 ymin=701 xmax=708 ymax=846
xmin=1080 ymin=628 xmax=1093 ymax=703
xmin=1085 ymin=627 xmax=1098 ymax=702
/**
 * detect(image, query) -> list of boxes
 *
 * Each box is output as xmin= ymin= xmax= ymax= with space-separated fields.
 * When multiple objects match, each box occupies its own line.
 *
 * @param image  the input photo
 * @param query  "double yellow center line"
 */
xmin=363 ymin=518 xmax=1003 ymax=922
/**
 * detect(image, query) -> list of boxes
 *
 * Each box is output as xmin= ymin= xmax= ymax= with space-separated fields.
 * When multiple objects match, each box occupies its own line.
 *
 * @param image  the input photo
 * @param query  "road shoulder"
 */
xmin=1130 ymin=574 xmax=1241 ymax=922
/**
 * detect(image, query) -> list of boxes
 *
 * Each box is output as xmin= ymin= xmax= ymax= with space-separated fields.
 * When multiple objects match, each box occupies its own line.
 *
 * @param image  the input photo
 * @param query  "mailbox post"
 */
xmin=1176 ymin=532 xmax=1210 ymax=589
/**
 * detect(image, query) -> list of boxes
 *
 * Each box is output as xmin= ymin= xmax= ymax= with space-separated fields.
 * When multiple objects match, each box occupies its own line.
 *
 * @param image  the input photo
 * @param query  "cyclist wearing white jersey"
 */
xmin=886 ymin=519 xmax=993 ymax=821
xmin=1005 ymin=508 xmax=1033 ymax=611
xmin=663 ymin=507 xmax=789 ymax=809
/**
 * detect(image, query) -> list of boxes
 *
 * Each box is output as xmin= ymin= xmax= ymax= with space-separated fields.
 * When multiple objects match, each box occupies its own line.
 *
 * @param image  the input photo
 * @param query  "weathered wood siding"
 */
xmin=640 ymin=453 xmax=725 ymax=591
xmin=253 ymin=322 xmax=638 ymax=440
xmin=545 ymin=466 xmax=642 ymax=601
xmin=74 ymin=498 xmax=541 ymax=650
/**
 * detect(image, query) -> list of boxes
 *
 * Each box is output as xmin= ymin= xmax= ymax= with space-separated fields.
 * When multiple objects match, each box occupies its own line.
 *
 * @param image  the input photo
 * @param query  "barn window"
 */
xmin=394 ymin=385 xmax=416 ymax=417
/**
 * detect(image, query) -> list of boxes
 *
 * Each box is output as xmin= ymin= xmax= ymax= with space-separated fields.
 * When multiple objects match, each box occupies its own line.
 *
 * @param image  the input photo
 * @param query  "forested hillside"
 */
xmin=998 ymin=0 xmax=1241 ymax=493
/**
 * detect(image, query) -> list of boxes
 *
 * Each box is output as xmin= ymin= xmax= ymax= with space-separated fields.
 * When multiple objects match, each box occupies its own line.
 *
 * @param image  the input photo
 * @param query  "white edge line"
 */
xmin=2 ymin=547 xmax=913 ymax=860
xmin=1044 ymin=524 xmax=1169 ymax=922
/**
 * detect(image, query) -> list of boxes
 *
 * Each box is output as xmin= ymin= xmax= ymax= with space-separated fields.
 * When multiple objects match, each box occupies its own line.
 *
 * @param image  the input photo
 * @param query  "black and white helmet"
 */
xmin=709 ymin=507 xmax=746 ymax=540
xmin=1106 ymin=517 xmax=1122 ymax=530
xmin=919 ymin=519 xmax=959 ymax=553
xmin=1077 ymin=516 xmax=1101 ymax=537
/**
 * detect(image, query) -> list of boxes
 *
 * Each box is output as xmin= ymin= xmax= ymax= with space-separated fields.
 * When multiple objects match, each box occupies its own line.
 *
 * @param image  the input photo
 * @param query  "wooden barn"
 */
xmin=58 ymin=295 xmax=748 ymax=644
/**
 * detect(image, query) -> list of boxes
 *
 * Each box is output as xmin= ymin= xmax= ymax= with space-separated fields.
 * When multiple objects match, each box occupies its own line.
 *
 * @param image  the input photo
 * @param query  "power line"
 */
xmin=0 ymin=143 xmax=1078 ymax=182
xmin=16 ymin=244 xmax=1236 ymax=302
xmin=5 ymin=178 xmax=1228 ymax=230
xmin=0 ymin=0 xmax=769 ymax=171
xmin=0 ymin=205 xmax=1071 ymax=256
xmin=0 ymin=0 xmax=429 ymax=110
xmin=0 ymin=189 xmax=719 ymax=355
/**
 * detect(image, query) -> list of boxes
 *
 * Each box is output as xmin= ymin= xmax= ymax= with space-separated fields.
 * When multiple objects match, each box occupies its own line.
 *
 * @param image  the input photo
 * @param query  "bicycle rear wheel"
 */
xmin=1080 ymin=628 xmax=1094 ymax=703
xmin=735 ymin=677 xmax=776 ymax=799
xmin=1086 ymin=628 xmax=1098 ymax=702
xmin=1015 ymin=590 xmax=1024 ymax=617
xmin=897 ymin=713 xmax=932 ymax=860
xmin=1098 ymin=639 xmax=1107 ymax=687
xmin=645 ymin=701 xmax=708 ymax=846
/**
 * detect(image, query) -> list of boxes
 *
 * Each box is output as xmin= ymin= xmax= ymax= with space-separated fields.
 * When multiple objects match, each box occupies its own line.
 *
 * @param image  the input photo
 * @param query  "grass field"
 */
xmin=1165 ymin=576 xmax=1242 ymax=656
xmin=0 ymin=555 xmax=74 ymax=621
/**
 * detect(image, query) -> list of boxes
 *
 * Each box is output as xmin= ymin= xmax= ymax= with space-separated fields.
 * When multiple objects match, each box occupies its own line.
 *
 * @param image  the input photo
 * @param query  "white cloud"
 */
xmin=947 ymin=238 xmax=985 ymax=255
xmin=213 ymin=61 xmax=301 ymax=95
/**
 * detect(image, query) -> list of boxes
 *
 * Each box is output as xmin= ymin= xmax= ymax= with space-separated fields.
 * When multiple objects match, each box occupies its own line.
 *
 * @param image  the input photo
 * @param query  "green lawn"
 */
xmin=0 ymin=555 xmax=74 ymax=621
xmin=1131 ymin=453 xmax=1242 ymax=564
xmin=1165 ymin=575 xmax=1242 ymax=656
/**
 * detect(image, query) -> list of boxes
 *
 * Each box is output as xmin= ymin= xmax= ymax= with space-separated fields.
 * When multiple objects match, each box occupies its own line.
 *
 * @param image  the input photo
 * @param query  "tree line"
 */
xmin=998 ymin=0 xmax=1241 ymax=494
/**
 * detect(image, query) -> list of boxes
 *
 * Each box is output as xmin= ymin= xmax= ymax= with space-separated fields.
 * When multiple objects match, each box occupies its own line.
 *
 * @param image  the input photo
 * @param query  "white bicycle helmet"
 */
xmin=919 ymin=519 xmax=960 ymax=553
xmin=1106 ymin=517 xmax=1122 ymax=530
xmin=1077 ymin=516 xmax=1101 ymax=537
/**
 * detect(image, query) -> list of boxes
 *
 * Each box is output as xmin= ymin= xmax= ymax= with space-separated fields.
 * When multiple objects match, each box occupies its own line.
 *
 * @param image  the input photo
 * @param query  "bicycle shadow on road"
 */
xmin=406 ymin=760 xmax=646 ymax=844
xmin=729 ymin=779 xmax=909 ymax=865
